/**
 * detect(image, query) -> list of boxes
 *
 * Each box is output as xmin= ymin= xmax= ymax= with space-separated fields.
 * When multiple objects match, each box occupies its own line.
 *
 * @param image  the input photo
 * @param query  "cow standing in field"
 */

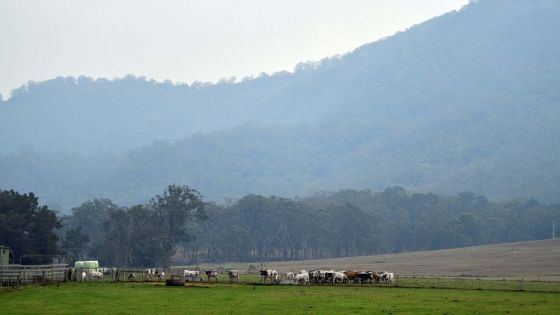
xmin=184 ymin=270 xmax=200 ymax=281
xmin=344 ymin=271 xmax=358 ymax=283
xmin=91 ymin=270 xmax=103 ymax=280
xmin=206 ymin=270 xmax=218 ymax=282
xmin=308 ymin=270 xmax=319 ymax=283
xmin=295 ymin=271 xmax=309 ymax=285
xmin=128 ymin=272 xmax=137 ymax=281
xmin=372 ymin=272 xmax=382 ymax=283
xmin=272 ymin=270 xmax=279 ymax=283
xmin=260 ymin=270 xmax=268 ymax=283
xmin=357 ymin=271 xmax=374 ymax=284
xmin=333 ymin=272 xmax=347 ymax=284
xmin=260 ymin=269 xmax=277 ymax=284
xmin=284 ymin=272 xmax=295 ymax=281
xmin=144 ymin=269 xmax=153 ymax=280
xmin=380 ymin=272 xmax=394 ymax=284
xmin=227 ymin=270 xmax=240 ymax=282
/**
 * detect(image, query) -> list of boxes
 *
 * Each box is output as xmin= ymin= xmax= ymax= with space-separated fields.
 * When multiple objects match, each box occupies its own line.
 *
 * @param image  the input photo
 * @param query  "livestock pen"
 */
xmin=0 ymin=264 xmax=67 ymax=286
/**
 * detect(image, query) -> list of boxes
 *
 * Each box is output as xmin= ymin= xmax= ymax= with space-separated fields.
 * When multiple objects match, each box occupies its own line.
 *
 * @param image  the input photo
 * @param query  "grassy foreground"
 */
xmin=2 ymin=281 xmax=560 ymax=314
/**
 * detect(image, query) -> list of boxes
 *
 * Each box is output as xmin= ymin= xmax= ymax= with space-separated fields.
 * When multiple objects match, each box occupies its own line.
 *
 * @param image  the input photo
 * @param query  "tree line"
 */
xmin=0 ymin=185 xmax=206 ymax=265
xmin=1 ymin=186 xmax=559 ymax=266
xmin=182 ymin=188 xmax=560 ymax=263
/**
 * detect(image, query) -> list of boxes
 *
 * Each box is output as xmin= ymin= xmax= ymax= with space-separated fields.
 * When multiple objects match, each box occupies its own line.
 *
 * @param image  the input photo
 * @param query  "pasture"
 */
xmin=2 ymin=277 xmax=560 ymax=314
xmin=220 ymin=240 xmax=560 ymax=279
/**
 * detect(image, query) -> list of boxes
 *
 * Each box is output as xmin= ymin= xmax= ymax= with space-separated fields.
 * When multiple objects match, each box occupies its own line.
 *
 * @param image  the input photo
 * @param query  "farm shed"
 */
xmin=0 ymin=245 xmax=13 ymax=265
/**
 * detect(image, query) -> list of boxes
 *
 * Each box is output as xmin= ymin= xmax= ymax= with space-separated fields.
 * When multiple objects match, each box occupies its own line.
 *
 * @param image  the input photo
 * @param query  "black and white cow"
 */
xmin=227 ymin=270 xmax=240 ymax=282
xmin=205 ymin=270 xmax=218 ymax=282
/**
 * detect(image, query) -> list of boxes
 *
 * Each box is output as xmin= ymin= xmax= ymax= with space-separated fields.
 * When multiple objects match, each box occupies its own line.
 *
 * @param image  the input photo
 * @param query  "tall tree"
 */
xmin=0 ymin=190 xmax=61 ymax=264
xmin=151 ymin=185 xmax=207 ymax=266
xmin=61 ymin=227 xmax=90 ymax=262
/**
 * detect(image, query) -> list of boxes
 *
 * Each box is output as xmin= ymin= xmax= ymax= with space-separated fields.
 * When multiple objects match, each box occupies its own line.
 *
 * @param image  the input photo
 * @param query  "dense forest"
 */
xmin=2 ymin=0 xmax=560 ymax=209
xmin=3 ymin=186 xmax=557 ymax=266
xmin=180 ymin=188 xmax=560 ymax=263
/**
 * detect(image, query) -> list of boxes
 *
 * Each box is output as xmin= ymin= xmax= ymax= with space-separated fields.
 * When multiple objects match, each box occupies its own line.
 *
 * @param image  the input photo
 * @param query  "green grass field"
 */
xmin=2 ymin=278 xmax=560 ymax=314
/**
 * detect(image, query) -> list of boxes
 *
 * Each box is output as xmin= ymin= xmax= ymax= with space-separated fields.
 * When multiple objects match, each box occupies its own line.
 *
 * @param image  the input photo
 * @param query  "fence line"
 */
xmin=0 ymin=264 xmax=68 ymax=286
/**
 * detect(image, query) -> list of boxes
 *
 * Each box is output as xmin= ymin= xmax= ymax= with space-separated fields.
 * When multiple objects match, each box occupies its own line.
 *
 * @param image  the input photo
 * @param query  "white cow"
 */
xmin=183 ymin=270 xmax=200 ymax=279
xmin=91 ymin=270 xmax=103 ymax=280
xmin=284 ymin=272 xmax=295 ymax=281
xmin=381 ymin=272 xmax=394 ymax=284
xmin=227 ymin=270 xmax=240 ymax=282
xmin=295 ymin=272 xmax=309 ymax=285
xmin=270 ymin=270 xmax=279 ymax=283
xmin=333 ymin=271 xmax=347 ymax=284
xmin=144 ymin=269 xmax=153 ymax=280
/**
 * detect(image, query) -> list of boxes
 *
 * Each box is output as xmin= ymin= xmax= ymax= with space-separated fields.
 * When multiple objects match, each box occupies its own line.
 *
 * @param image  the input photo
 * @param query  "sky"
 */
xmin=0 ymin=0 xmax=468 ymax=98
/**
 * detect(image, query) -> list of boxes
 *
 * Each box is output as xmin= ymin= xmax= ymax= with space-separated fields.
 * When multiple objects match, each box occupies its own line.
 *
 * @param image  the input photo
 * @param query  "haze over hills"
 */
xmin=1 ymin=0 xmax=560 ymax=210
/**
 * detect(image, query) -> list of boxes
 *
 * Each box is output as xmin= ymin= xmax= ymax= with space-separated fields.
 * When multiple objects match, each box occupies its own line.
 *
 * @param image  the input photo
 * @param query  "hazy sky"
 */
xmin=0 ymin=0 xmax=468 ymax=98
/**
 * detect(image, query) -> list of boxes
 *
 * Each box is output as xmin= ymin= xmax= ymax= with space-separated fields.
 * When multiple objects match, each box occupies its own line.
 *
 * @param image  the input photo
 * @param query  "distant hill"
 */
xmin=1 ymin=0 xmax=560 ymax=209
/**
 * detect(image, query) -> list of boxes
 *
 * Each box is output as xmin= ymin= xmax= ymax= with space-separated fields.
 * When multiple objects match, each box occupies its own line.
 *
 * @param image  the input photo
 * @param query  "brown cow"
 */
xmin=372 ymin=272 xmax=382 ymax=283
xmin=344 ymin=271 xmax=358 ymax=283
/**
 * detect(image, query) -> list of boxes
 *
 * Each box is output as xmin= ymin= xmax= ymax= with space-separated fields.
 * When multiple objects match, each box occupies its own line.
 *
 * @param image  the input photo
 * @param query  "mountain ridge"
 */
xmin=1 ymin=0 xmax=559 ymax=209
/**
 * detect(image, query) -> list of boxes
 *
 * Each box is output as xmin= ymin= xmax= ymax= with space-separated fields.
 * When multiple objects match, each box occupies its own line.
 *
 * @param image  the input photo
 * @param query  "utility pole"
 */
xmin=553 ymin=220 xmax=556 ymax=240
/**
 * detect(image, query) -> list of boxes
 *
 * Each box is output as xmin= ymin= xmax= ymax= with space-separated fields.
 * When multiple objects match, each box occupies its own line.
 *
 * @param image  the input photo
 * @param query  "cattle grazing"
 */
xmin=227 ymin=270 xmax=240 ymax=282
xmin=380 ymin=272 xmax=394 ymax=284
xmin=260 ymin=270 xmax=269 ymax=283
xmin=284 ymin=272 xmax=295 ymax=281
xmin=260 ymin=269 xmax=278 ymax=284
xmin=357 ymin=271 xmax=374 ymax=284
xmin=272 ymin=270 xmax=279 ymax=283
xmin=144 ymin=268 xmax=153 ymax=280
xmin=308 ymin=270 xmax=319 ymax=283
xmin=312 ymin=270 xmax=335 ymax=284
xmin=372 ymin=272 xmax=382 ymax=283
xmin=183 ymin=270 xmax=200 ymax=280
xmin=333 ymin=271 xmax=347 ymax=284
xmin=324 ymin=270 xmax=335 ymax=284
xmin=205 ymin=270 xmax=218 ymax=282
xmin=91 ymin=270 xmax=103 ymax=280
xmin=295 ymin=272 xmax=309 ymax=285
xmin=128 ymin=272 xmax=137 ymax=281
xmin=344 ymin=271 xmax=358 ymax=283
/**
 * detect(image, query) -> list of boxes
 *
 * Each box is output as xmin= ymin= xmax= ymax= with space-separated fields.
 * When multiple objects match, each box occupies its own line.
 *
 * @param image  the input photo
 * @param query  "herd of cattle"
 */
xmin=180 ymin=268 xmax=395 ymax=285
xmin=76 ymin=267 xmax=395 ymax=285
xmin=257 ymin=269 xmax=395 ymax=285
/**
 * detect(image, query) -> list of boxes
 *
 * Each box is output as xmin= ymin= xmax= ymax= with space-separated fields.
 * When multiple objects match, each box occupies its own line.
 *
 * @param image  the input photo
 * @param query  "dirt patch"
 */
xmin=223 ymin=240 xmax=560 ymax=278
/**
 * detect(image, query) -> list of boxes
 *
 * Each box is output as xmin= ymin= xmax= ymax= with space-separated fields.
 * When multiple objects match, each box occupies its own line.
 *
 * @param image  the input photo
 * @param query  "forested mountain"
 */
xmin=1 ymin=0 xmax=560 ymax=209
